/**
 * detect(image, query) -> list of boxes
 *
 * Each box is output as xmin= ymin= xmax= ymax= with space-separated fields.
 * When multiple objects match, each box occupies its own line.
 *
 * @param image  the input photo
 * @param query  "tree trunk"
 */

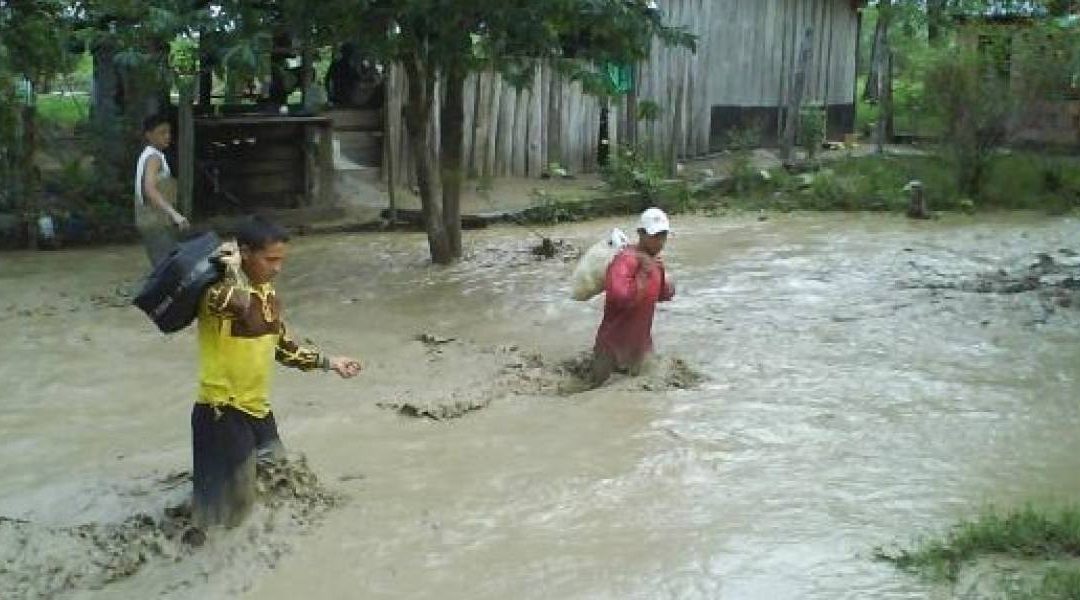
xmin=403 ymin=58 xmax=452 ymax=265
xmin=625 ymin=64 xmax=639 ymax=147
xmin=875 ymin=14 xmax=893 ymax=153
xmin=781 ymin=28 xmax=814 ymax=162
xmin=547 ymin=67 xmax=563 ymax=169
xmin=440 ymin=66 xmax=466 ymax=259
xmin=885 ymin=50 xmax=895 ymax=141
xmin=90 ymin=43 xmax=119 ymax=128
xmin=668 ymin=63 xmax=685 ymax=177
xmin=178 ymin=83 xmax=195 ymax=219
xmin=198 ymin=33 xmax=213 ymax=108
xmin=927 ymin=0 xmax=946 ymax=47
xmin=20 ymin=105 xmax=39 ymax=249
xmin=864 ymin=1 xmax=891 ymax=102
xmin=300 ymin=45 xmax=316 ymax=110
xmin=386 ymin=110 xmax=398 ymax=227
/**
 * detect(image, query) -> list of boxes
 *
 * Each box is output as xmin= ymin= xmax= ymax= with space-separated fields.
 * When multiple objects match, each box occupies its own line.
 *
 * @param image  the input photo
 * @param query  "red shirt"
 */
xmin=594 ymin=247 xmax=675 ymax=367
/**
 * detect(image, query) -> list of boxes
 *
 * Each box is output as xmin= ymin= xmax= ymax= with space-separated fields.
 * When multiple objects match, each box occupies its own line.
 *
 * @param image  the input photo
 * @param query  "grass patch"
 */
xmin=36 ymin=94 xmax=89 ymax=129
xmin=517 ymin=188 xmax=667 ymax=225
xmin=1015 ymin=565 xmax=1080 ymax=599
xmin=718 ymin=151 xmax=1080 ymax=215
xmin=876 ymin=505 xmax=1080 ymax=596
xmin=720 ymin=154 xmax=955 ymax=213
xmin=517 ymin=148 xmax=1080 ymax=226
xmin=515 ymin=145 xmax=700 ymax=226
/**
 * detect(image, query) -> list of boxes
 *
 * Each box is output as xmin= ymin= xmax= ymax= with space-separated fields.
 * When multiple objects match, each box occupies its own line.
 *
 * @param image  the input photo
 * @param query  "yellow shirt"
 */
xmin=197 ymin=274 xmax=324 ymax=418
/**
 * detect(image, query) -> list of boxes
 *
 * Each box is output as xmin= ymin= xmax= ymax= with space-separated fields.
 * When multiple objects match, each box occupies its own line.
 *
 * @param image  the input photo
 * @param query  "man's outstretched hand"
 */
xmin=329 ymin=356 xmax=362 ymax=378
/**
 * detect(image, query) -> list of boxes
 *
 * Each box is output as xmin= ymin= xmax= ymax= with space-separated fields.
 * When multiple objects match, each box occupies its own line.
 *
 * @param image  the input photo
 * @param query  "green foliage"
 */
xmin=723 ymin=121 xmax=764 ymax=151
xmin=876 ymin=504 xmax=1080 ymax=597
xmin=979 ymin=152 xmax=1080 ymax=213
xmin=519 ymin=188 xmax=644 ymax=225
xmin=719 ymin=122 xmax=765 ymax=195
xmin=36 ymin=94 xmax=89 ymax=128
xmin=597 ymin=143 xmax=694 ymax=213
xmin=1012 ymin=566 xmax=1080 ymax=600
xmin=923 ymin=41 xmax=1013 ymax=197
xmin=636 ymin=100 xmax=661 ymax=122
xmin=798 ymin=106 xmax=825 ymax=161
xmin=602 ymin=143 xmax=667 ymax=196
xmin=718 ymin=154 xmax=1004 ymax=214
xmin=0 ymin=0 xmax=80 ymax=217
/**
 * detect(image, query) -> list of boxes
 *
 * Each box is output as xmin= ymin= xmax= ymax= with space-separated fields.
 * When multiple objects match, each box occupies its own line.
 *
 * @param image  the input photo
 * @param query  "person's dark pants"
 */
xmin=589 ymin=349 xmax=646 ymax=388
xmin=191 ymin=404 xmax=285 ymax=529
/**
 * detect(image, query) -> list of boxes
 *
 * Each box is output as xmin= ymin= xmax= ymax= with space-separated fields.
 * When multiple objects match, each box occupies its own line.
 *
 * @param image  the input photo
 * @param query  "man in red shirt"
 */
xmin=591 ymin=207 xmax=675 ymax=386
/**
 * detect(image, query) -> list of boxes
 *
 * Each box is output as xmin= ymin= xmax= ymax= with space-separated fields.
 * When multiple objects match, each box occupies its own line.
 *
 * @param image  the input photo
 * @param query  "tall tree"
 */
xmin=0 ymin=0 xmax=75 ymax=246
xmin=355 ymin=0 xmax=692 ymax=264
xmin=927 ymin=0 xmax=947 ymax=45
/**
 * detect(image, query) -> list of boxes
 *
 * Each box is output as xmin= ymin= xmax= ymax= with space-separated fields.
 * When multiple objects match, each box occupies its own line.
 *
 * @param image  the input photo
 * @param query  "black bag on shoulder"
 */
xmin=133 ymin=231 xmax=225 ymax=333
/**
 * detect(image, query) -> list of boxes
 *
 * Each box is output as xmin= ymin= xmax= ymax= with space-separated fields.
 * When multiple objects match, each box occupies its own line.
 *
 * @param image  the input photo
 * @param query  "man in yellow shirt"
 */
xmin=193 ymin=216 xmax=361 ymax=531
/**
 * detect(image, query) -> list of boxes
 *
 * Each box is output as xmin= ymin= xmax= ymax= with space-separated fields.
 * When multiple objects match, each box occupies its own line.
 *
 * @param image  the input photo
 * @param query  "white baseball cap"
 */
xmin=639 ymin=207 xmax=671 ymax=236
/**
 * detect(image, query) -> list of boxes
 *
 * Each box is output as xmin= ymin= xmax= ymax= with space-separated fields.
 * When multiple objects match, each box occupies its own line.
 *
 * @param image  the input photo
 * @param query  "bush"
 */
xmin=602 ymin=144 xmax=664 ymax=193
xmin=798 ymin=106 xmax=826 ymax=161
xmin=601 ymin=143 xmax=695 ymax=211
xmin=722 ymin=122 xmax=766 ymax=195
xmin=923 ymin=39 xmax=1013 ymax=198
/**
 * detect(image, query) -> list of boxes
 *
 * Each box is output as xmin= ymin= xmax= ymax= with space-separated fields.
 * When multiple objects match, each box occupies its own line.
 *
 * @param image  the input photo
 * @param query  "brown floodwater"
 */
xmin=2 ymin=213 xmax=1080 ymax=599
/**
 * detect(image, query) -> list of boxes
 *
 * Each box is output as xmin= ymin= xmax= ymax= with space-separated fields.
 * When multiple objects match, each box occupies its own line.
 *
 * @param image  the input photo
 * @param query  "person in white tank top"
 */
xmin=135 ymin=113 xmax=189 ymax=265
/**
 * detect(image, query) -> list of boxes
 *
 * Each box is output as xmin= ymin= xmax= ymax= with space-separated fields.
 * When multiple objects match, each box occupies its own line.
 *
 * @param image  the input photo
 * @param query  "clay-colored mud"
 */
xmin=0 ymin=458 xmax=335 ymax=599
xmin=3 ymin=213 xmax=1080 ymax=599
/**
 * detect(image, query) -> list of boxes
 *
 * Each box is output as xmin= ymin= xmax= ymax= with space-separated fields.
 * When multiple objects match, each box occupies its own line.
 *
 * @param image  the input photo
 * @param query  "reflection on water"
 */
xmin=2 ymin=213 xmax=1080 ymax=599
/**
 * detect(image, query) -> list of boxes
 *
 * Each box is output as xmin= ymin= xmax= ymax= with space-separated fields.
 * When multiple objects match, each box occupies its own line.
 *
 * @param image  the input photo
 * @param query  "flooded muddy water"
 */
xmin=2 ymin=213 xmax=1080 ymax=599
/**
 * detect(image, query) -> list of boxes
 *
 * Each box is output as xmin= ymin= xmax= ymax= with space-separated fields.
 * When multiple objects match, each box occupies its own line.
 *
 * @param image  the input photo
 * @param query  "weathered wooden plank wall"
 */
xmin=633 ymin=0 xmax=713 ymax=161
xmin=381 ymin=0 xmax=859 ymax=182
xmin=385 ymin=63 xmax=607 ymax=180
xmin=711 ymin=0 xmax=858 ymax=108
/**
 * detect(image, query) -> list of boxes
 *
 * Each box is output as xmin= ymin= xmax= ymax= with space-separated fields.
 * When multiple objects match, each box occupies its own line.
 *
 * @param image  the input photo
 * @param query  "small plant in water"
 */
xmin=876 ymin=505 xmax=1080 ymax=598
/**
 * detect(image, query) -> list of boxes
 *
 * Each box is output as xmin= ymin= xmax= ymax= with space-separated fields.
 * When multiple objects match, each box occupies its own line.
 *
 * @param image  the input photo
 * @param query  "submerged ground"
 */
xmin=2 ymin=212 xmax=1080 ymax=599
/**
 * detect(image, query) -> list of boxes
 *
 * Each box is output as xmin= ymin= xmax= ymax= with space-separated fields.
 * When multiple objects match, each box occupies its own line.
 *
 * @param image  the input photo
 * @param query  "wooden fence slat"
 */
xmin=463 ymin=73 xmax=478 ymax=177
xmin=512 ymin=86 xmax=529 ymax=176
xmin=484 ymin=74 xmax=503 ymax=178
xmin=527 ymin=65 xmax=542 ymax=177
xmin=471 ymin=72 xmax=490 ymax=177
xmin=538 ymin=63 xmax=549 ymax=172
xmin=495 ymin=83 xmax=515 ymax=176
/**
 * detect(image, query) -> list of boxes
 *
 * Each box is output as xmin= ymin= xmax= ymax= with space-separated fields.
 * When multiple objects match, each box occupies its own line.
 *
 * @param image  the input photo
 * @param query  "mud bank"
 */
xmin=905 ymin=247 xmax=1080 ymax=320
xmin=6 ymin=214 xmax=1080 ymax=599
xmin=378 ymin=335 xmax=708 ymax=421
xmin=0 ymin=457 xmax=337 ymax=599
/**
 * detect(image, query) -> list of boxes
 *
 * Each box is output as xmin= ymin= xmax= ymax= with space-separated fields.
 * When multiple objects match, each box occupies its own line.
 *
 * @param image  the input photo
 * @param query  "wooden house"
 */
xmin=339 ymin=0 xmax=866 ymax=184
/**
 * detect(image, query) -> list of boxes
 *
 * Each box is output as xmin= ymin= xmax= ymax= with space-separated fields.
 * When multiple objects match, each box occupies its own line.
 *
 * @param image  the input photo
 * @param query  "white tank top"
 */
xmin=135 ymin=146 xmax=172 ymax=207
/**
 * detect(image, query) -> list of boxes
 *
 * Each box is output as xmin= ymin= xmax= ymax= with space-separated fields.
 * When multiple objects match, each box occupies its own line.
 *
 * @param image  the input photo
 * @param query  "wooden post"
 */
xmin=20 ymin=105 xmax=39 ymax=250
xmin=197 ymin=33 xmax=213 ymax=109
xmin=781 ymin=27 xmax=814 ymax=162
xmin=626 ymin=64 xmax=639 ymax=148
xmin=384 ymin=72 xmax=398 ymax=226
xmin=303 ymin=124 xmax=315 ymax=206
xmin=90 ymin=43 xmax=119 ymax=127
xmin=317 ymin=121 xmax=334 ymax=205
xmin=300 ymin=46 xmax=314 ymax=108
xmin=877 ymin=50 xmax=893 ymax=153
xmin=668 ymin=61 xmax=685 ymax=177
xmin=178 ymin=84 xmax=195 ymax=219
xmin=607 ymin=97 xmax=619 ymax=165
xmin=386 ymin=127 xmax=397 ymax=226
xmin=905 ymin=180 xmax=929 ymax=219
xmin=547 ymin=67 xmax=562 ymax=171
